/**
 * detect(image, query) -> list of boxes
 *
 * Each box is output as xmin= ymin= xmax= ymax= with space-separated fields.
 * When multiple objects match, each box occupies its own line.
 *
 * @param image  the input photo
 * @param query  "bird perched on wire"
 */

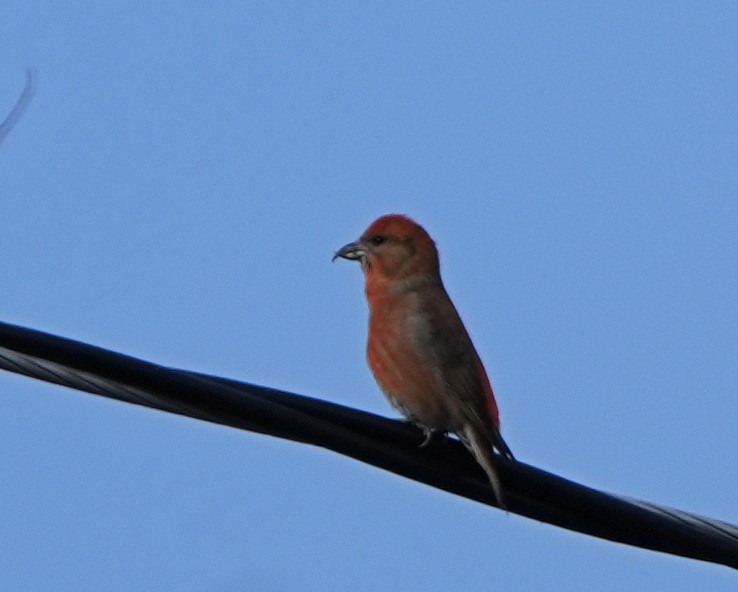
xmin=333 ymin=214 xmax=514 ymax=509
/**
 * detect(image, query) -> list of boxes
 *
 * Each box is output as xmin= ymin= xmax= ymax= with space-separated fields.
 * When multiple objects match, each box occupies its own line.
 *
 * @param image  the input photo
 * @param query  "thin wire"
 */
xmin=0 ymin=69 xmax=36 ymax=146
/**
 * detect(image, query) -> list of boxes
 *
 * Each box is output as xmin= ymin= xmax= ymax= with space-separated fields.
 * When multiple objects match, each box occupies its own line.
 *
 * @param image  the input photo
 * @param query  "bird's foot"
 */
xmin=418 ymin=427 xmax=435 ymax=448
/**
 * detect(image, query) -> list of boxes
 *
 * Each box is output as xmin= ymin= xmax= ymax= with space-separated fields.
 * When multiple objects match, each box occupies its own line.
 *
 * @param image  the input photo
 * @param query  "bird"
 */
xmin=333 ymin=214 xmax=514 ymax=509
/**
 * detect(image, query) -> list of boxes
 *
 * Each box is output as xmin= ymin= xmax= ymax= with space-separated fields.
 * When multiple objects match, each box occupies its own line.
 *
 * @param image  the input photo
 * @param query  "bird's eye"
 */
xmin=371 ymin=235 xmax=386 ymax=246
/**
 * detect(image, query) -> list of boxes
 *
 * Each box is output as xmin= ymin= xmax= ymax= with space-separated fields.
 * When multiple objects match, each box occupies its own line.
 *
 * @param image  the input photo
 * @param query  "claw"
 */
xmin=419 ymin=427 xmax=435 ymax=448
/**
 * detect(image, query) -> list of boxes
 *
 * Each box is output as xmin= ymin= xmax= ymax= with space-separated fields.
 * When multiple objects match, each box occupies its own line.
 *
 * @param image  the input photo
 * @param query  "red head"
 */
xmin=333 ymin=215 xmax=440 ymax=289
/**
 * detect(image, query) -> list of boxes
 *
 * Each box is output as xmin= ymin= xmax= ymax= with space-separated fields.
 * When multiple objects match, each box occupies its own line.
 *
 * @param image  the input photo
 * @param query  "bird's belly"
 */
xmin=366 ymin=323 xmax=462 ymax=431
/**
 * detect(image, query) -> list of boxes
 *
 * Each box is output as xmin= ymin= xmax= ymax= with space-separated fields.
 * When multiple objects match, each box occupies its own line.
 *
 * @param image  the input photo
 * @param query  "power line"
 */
xmin=0 ymin=320 xmax=736 ymax=570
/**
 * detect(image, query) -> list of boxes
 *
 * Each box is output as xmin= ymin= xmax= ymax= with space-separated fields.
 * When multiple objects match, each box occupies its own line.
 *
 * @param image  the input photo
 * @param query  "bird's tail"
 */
xmin=461 ymin=425 xmax=508 ymax=511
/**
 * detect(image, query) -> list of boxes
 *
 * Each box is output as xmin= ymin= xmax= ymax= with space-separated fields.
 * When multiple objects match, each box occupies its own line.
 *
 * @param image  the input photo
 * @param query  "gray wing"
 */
xmin=420 ymin=287 xmax=514 ymax=460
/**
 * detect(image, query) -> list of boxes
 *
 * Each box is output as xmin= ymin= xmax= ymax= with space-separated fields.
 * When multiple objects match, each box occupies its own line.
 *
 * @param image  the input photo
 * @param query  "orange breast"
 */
xmin=366 ymin=306 xmax=456 ymax=430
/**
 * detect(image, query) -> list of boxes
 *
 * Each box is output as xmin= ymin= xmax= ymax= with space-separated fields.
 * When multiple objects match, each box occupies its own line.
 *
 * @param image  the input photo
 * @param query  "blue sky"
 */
xmin=1 ymin=2 xmax=737 ymax=590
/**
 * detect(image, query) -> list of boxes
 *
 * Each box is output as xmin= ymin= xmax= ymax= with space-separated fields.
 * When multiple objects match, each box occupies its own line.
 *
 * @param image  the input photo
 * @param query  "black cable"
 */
xmin=0 ymin=320 xmax=736 ymax=570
